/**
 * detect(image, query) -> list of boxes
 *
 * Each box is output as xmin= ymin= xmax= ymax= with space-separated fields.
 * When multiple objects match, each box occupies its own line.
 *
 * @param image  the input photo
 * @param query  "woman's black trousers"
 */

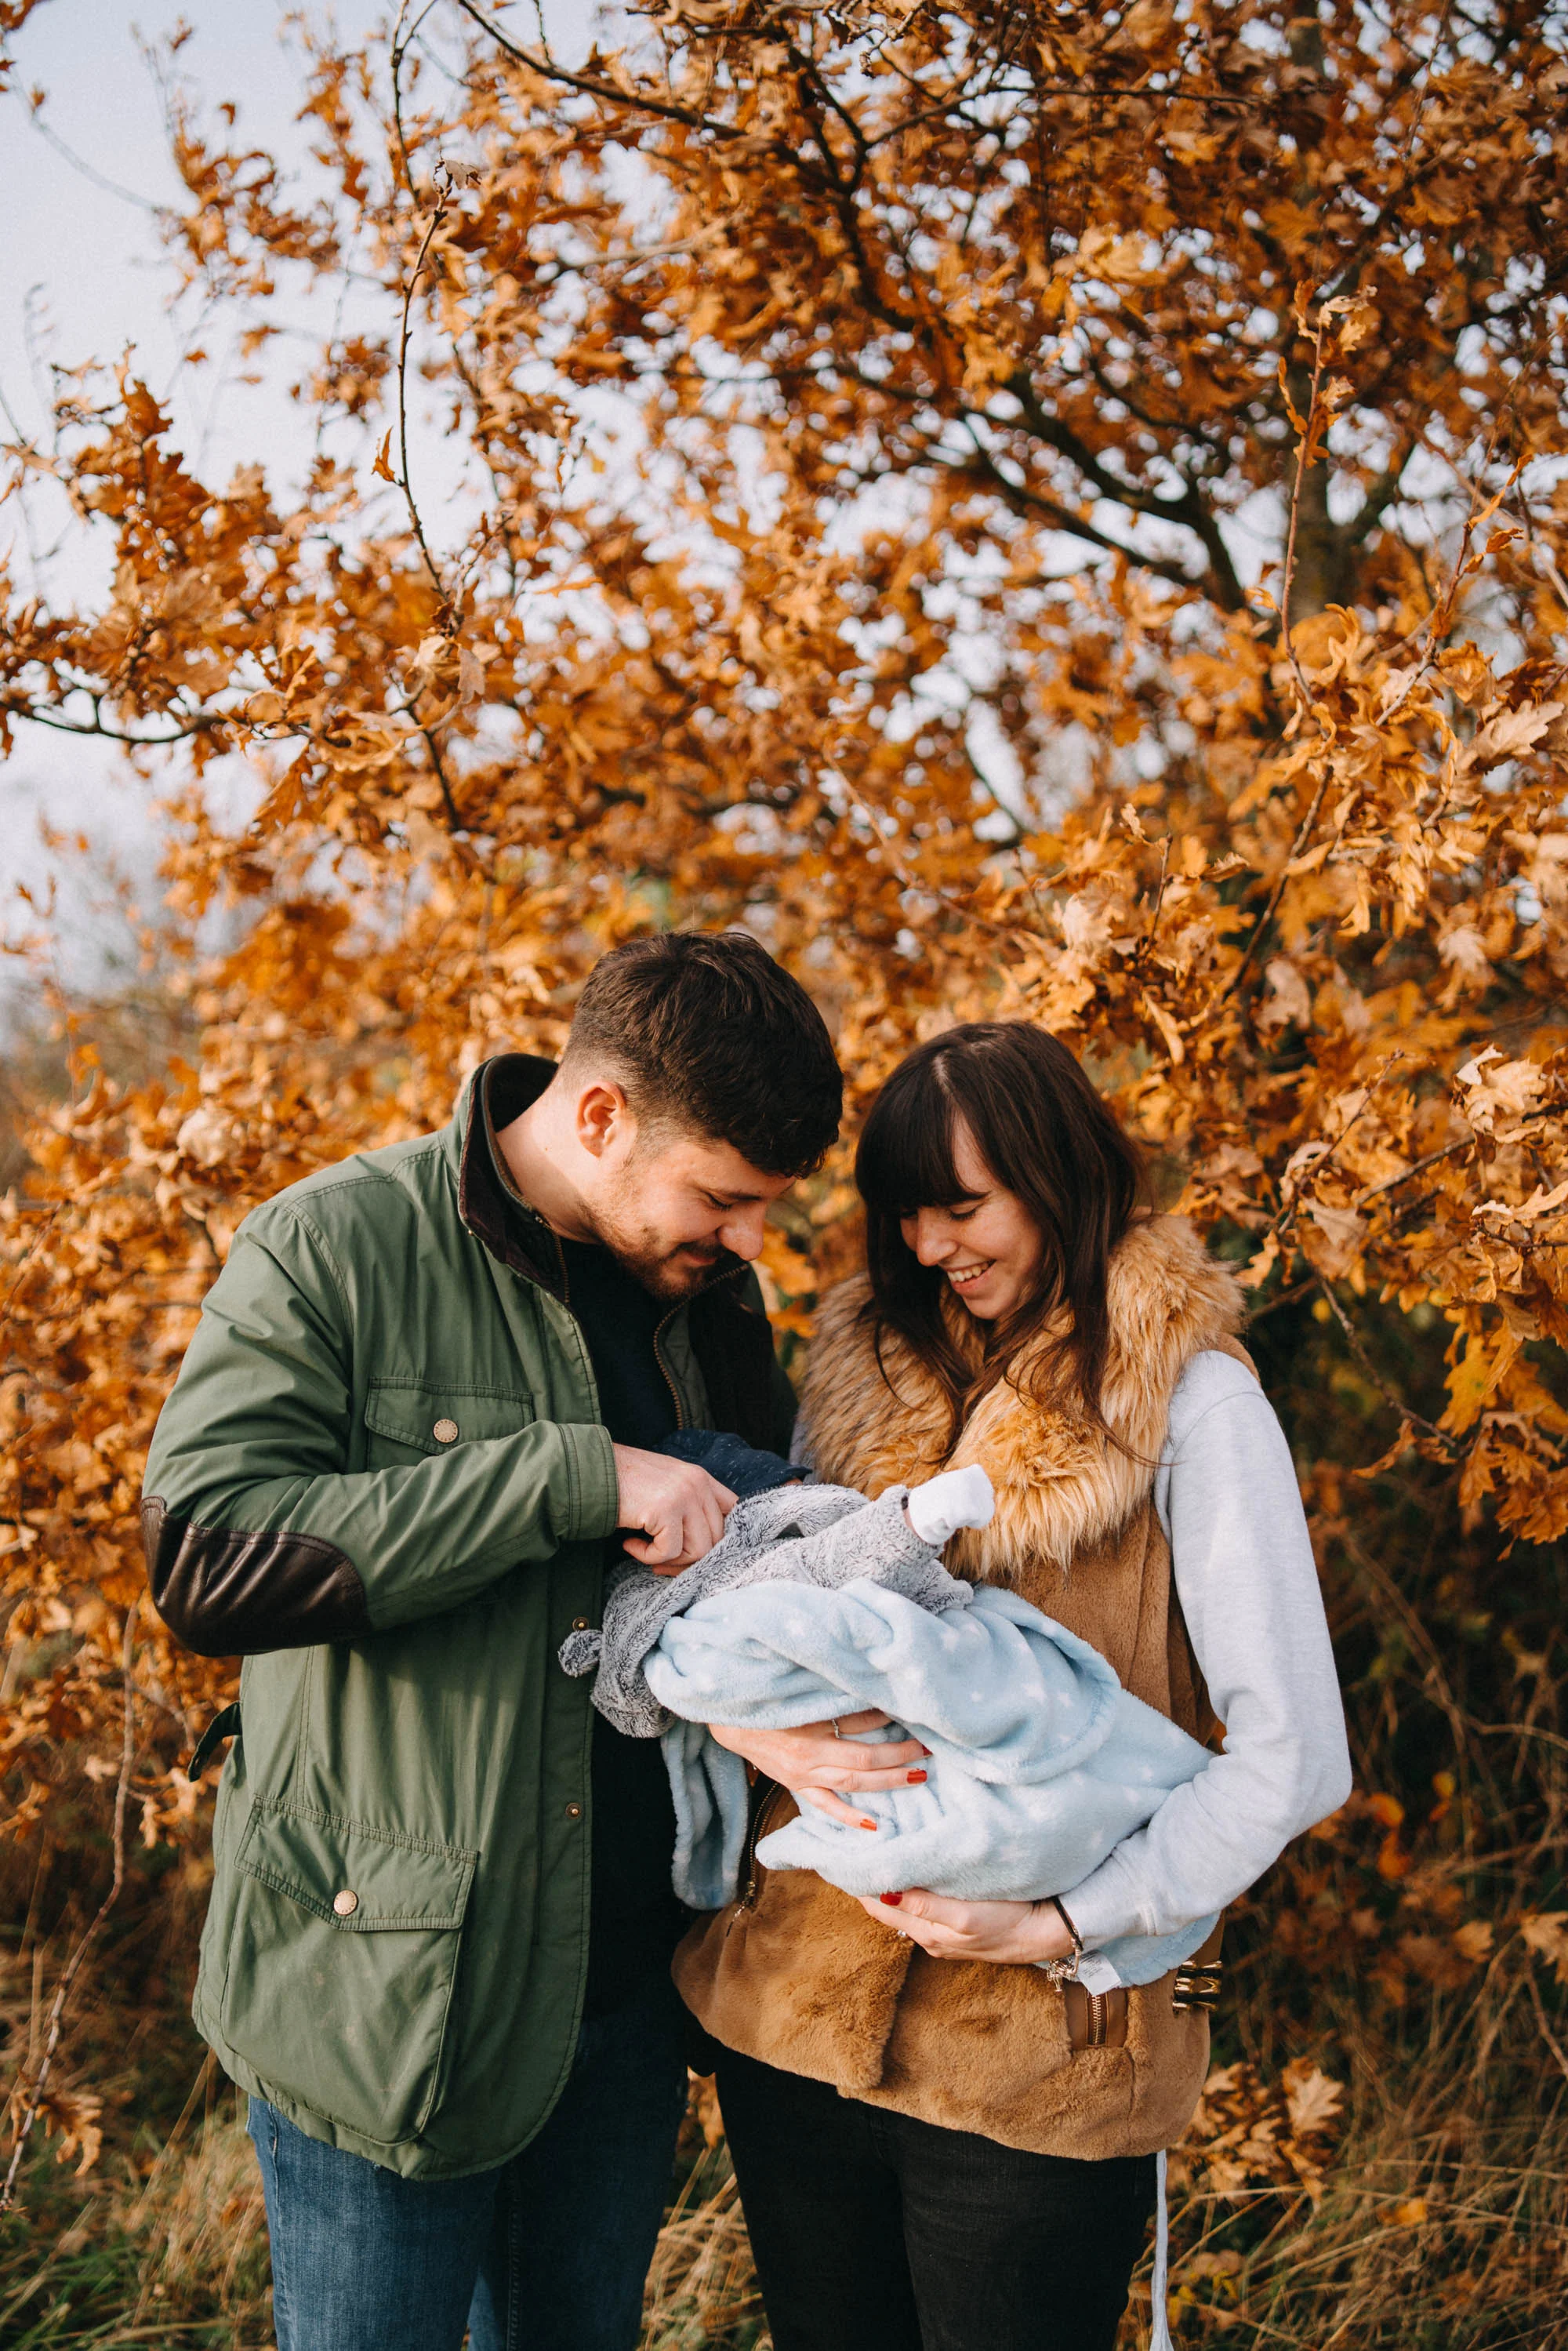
xmin=713 ymin=2046 xmax=1156 ymax=2351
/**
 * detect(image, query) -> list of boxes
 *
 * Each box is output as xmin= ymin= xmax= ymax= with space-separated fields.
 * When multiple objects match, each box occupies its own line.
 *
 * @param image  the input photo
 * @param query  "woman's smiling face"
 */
xmin=898 ymin=1117 xmax=1044 ymax=1324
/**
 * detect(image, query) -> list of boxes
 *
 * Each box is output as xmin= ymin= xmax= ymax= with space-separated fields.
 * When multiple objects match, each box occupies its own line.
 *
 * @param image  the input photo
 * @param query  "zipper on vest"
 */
xmin=728 ymin=1775 xmax=782 ymax=1931
xmin=1084 ymin=1989 xmax=1109 ymax=2048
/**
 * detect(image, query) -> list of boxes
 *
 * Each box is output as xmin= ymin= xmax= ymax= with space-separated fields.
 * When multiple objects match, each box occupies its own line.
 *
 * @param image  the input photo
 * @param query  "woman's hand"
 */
xmin=708 ymin=1711 xmax=930 ymax=1830
xmin=856 ymin=1888 xmax=1076 ymax=1967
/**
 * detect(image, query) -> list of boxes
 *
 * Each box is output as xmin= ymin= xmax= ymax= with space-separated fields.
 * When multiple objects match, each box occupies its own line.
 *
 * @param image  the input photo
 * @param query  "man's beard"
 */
xmin=586 ymin=1185 xmax=728 ymax=1301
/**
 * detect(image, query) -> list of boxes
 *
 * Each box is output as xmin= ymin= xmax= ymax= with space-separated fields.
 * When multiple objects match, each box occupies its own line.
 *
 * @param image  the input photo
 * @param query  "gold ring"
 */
xmin=831 ymin=1718 xmax=843 ymax=1739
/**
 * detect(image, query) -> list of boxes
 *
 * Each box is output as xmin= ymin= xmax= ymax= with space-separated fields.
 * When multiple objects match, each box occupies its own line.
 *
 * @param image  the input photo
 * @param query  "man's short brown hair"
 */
xmin=563 ymin=932 xmax=841 ymax=1177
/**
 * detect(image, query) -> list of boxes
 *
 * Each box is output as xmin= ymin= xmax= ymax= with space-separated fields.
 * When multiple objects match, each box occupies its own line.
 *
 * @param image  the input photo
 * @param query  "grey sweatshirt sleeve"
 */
xmin=1061 ymin=1351 xmax=1353 ymax=1951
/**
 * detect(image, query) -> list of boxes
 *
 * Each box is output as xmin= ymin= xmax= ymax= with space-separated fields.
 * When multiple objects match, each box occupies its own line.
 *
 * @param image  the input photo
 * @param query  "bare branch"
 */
xmin=393 ymin=183 xmax=453 ymax=615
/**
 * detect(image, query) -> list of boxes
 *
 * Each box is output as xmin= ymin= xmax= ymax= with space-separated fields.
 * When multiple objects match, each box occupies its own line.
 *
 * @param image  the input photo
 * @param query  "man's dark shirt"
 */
xmin=554 ymin=1237 xmax=691 ymax=2016
xmin=483 ymin=1126 xmax=689 ymax=2018
xmin=557 ymin=1237 xmax=679 ymax=1455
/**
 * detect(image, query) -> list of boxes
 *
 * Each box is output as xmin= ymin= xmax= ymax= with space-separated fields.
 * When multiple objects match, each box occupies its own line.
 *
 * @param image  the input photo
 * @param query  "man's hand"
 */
xmin=612 ymin=1445 xmax=738 ymax=1573
xmin=708 ymin=1711 xmax=930 ymax=1829
xmin=855 ymin=1887 xmax=1076 ymax=1965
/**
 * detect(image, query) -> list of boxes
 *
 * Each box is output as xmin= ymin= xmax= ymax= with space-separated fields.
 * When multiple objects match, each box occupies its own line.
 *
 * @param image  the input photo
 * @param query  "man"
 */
xmin=143 ymin=931 xmax=842 ymax=2351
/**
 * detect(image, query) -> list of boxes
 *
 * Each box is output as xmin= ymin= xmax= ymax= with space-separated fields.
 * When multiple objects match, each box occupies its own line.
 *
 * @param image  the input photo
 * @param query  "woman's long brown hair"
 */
xmin=855 ymin=1023 xmax=1148 ymax=1445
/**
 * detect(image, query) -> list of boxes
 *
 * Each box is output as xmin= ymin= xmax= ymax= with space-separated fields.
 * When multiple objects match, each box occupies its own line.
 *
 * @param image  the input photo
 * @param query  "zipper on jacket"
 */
xmin=652 ymin=1253 xmax=746 ymax=1433
xmin=652 ymin=1310 xmax=687 ymax=1431
xmin=728 ymin=1775 xmax=782 ymax=1931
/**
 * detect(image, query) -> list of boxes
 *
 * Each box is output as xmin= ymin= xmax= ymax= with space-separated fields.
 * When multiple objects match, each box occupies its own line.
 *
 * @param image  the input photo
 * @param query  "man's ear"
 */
xmin=575 ymin=1079 xmax=634 ymax=1160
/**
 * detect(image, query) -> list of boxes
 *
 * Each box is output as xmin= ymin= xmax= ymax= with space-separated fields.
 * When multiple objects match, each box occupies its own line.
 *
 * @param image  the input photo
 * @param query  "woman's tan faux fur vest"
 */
xmin=673 ymin=1213 xmax=1251 ymax=2160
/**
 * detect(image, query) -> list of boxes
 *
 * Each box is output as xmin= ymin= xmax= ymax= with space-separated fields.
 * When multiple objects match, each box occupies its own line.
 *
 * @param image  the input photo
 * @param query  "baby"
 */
xmin=562 ymin=1432 xmax=1218 ymax=1989
xmin=561 ymin=1443 xmax=996 ymax=1739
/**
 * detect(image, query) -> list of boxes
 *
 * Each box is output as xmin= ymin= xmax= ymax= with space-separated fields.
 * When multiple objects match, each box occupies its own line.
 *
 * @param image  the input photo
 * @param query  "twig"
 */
xmin=19 ymin=105 xmax=162 ymax=213
xmin=381 ymin=140 xmax=470 ymax=836
xmin=1531 ymin=538 xmax=1568 ymax=620
xmin=1354 ymin=1136 xmax=1475 ymax=1205
xmin=0 ymin=1607 xmax=137 ymax=2215
xmin=1526 ymin=1965 xmax=1568 ymax=2088
xmin=1132 ymin=834 xmax=1171 ymax=967
xmin=1277 ymin=312 xmax=1332 ymax=703
xmin=1461 ymin=1717 xmax=1568 ymax=1759
xmin=393 ymin=183 xmax=452 ymax=612
xmin=1210 ymin=306 xmax=1342 ymax=1014
xmin=390 ymin=0 xmax=445 ymax=198
xmin=1217 ymin=763 xmax=1331 ymax=1012
xmin=456 ymin=0 xmax=1271 ymax=139
xmin=1232 ymin=1056 xmax=1405 ymax=1261
xmin=1314 ymin=1274 xmax=1450 ymax=1448
xmin=1241 ymin=1272 xmax=1319 ymax=1322
xmin=11 ymin=706 xmax=223 ymax=747
xmin=1279 ymin=1059 xmax=1403 ymax=1219
xmin=419 ymin=724 xmax=463 ymax=834
xmin=1353 ymin=1099 xmax=1563 ymax=1212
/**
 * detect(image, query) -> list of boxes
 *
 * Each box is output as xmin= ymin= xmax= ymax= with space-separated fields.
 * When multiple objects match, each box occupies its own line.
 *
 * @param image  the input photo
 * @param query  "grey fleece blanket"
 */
xmin=560 ymin=1479 xmax=1219 ymax=1988
xmin=559 ymin=1482 xmax=967 ymax=1739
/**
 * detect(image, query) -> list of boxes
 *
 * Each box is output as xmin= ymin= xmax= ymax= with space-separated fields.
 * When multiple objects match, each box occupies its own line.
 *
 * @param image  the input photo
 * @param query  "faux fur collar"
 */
xmin=800 ymin=1214 xmax=1246 ymax=1581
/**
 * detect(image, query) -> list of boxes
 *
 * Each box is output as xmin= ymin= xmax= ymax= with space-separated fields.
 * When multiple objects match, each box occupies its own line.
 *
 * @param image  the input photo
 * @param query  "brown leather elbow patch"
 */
xmin=140 ymin=1498 xmax=370 ymax=1656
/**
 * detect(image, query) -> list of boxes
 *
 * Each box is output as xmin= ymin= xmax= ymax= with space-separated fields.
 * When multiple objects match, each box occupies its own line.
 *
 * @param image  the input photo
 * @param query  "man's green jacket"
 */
xmin=142 ymin=1056 xmax=793 ymax=2178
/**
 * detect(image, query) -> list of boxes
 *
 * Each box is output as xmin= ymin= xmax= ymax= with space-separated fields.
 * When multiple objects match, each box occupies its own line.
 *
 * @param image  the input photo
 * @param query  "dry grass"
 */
xmin=125 ymin=2099 xmax=270 ymax=2336
xmin=0 ymin=2102 xmax=272 ymax=2347
xmin=641 ymin=2076 xmax=769 ymax=2349
xmin=0 ymin=1920 xmax=272 ymax=2348
xmin=1145 ymin=2130 xmax=1568 ymax=2348
xmin=5 ymin=2021 xmax=1562 ymax=2350
xmin=0 ymin=2040 xmax=764 ymax=2351
xmin=1 ymin=1937 xmax=1565 ymax=2349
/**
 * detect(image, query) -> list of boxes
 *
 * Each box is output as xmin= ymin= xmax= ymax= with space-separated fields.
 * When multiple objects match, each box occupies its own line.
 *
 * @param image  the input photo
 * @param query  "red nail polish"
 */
xmin=907 ymin=1769 xmax=927 ymax=1784
xmin=880 ymin=1891 xmax=904 ymax=1906
xmin=920 ymin=1746 xmax=932 ymax=1757
xmin=860 ymin=1817 xmax=878 ymax=1831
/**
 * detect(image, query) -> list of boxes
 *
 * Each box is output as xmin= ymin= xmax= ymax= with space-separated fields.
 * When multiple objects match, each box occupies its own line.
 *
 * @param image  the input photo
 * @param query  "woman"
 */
xmin=673 ymin=1022 xmax=1351 ymax=2351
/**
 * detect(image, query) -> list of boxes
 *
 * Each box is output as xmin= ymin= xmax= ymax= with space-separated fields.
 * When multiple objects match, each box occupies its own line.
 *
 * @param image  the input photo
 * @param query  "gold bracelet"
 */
xmin=1033 ymin=1897 xmax=1080 ymax=1985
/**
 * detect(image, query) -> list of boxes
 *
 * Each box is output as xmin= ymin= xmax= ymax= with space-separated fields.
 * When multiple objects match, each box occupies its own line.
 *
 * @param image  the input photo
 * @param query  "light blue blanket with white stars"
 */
xmin=646 ymin=1566 xmax=1220 ymax=1989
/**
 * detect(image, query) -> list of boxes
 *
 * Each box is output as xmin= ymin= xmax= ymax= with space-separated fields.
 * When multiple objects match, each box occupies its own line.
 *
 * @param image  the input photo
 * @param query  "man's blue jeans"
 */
xmin=248 ymin=1970 xmax=689 ymax=2351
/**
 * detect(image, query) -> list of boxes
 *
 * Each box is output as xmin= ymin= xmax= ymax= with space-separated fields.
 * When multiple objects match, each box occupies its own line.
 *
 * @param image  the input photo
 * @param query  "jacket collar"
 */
xmin=456 ymin=1053 xmax=568 ymax=1296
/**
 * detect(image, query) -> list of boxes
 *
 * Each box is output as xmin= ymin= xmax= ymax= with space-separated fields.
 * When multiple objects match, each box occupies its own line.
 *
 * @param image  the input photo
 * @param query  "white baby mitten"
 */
xmin=905 ymin=1463 xmax=995 ymax=1546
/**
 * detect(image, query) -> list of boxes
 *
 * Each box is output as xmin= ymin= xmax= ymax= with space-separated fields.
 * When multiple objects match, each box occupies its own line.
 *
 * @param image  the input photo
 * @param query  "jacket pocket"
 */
xmin=220 ymin=1798 xmax=477 ymax=2149
xmin=361 ymin=1378 xmax=535 ymax=1467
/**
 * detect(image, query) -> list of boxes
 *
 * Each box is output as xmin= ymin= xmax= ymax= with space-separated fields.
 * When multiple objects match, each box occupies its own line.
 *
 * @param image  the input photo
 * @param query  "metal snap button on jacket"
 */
xmin=571 ymin=1616 xmax=590 ymax=1631
xmin=433 ymin=1417 xmax=459 ymax=1444
xmin=564 ymin=1802 xmax=583 ymax=1820
xmin=332 ymin=1889 xmax=359 ymax=1917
